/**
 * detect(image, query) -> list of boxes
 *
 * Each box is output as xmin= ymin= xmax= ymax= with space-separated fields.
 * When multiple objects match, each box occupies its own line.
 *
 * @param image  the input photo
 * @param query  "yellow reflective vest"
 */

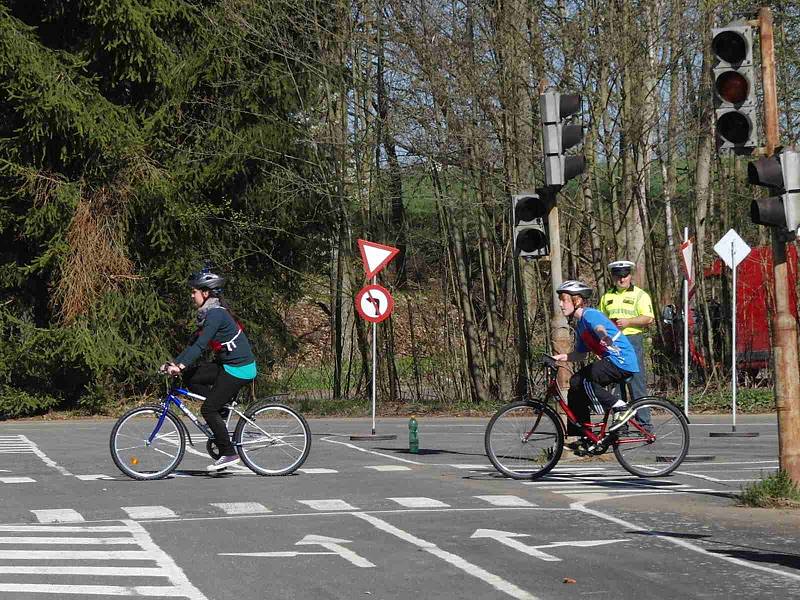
xmin=599 ymin=285 xmax=654 ymax=336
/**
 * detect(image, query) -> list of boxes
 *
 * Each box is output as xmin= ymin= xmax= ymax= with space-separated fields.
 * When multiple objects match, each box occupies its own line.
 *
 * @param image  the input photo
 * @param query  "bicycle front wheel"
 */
xmin=485 ymin=400 xmax=563 ymax=480
xmin=110 ymin=406 xmax=185 ymax=480
xmin=613 ymin=398 xmax=689 ymax=477
xmin=234 ymin=403 xmax=311 ymax=476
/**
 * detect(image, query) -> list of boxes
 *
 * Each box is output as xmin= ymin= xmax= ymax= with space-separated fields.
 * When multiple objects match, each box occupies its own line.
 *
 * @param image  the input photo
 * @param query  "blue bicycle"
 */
xmin=110 ymin=377 xmax=311 ymax=480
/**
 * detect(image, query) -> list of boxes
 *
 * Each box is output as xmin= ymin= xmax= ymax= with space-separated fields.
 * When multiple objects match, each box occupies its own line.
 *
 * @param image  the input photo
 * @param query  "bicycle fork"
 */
xmin=521 ymin=412 xmax=545 ymax=443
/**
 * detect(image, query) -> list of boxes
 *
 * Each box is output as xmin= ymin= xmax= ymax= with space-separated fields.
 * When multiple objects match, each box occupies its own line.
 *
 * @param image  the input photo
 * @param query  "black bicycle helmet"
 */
xmin=188 ymin=270 xmax=225 ymax=291
xmin=556 ymin=279 xmax=593 ymax=299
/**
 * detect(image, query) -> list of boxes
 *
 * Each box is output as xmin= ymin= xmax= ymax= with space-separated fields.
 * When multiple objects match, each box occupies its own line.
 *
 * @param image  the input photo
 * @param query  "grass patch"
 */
xmin=668 ymin=387 xmax=775 ymax=413
xmin=738 ymin=470 xmax=800 ymax=508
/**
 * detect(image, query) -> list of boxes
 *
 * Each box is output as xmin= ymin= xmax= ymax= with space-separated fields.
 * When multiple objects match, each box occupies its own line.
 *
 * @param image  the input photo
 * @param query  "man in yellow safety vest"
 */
xmin=599 ymin=260 xmax=654 ymax=428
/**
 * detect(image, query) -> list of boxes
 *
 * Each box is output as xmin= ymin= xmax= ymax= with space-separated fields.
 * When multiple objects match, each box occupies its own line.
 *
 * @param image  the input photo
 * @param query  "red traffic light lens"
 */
xmin=717 ymin=111 xmax=752 ymax=144
xmin=715 ymin=72 xmax=749 ymax=104
xmin=712 ymin=31 xmax=748 ymax=64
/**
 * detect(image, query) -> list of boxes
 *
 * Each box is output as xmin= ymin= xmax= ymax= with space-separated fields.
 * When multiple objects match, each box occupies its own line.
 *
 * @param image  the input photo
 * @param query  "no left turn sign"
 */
xmin=355 ymin=284 xmax=394 ymax=323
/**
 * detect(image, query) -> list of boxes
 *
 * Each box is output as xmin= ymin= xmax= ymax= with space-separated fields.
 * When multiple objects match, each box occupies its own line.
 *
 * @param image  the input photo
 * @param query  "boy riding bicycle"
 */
xmin=551 ymin=280 xmax=640 ymax=444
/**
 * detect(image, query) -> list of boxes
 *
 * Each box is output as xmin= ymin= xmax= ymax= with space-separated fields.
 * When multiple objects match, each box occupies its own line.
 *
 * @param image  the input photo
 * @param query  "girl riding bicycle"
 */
xmin=551 ymin=280 xmax=639 ymax=440
xmin=162 ymin=267 xmax=257 ymax=471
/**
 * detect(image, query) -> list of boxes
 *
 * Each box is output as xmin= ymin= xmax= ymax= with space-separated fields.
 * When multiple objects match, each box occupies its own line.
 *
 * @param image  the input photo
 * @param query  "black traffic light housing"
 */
xmin=539 ymin=90 xmax=586 ymax=187
xmin=512 ymin=190 xmax=555 ymax=258
xmin=748 ymin=149 xmax=800 ymax=233
xmin=711 ymin=22 xmax=759 ymax=153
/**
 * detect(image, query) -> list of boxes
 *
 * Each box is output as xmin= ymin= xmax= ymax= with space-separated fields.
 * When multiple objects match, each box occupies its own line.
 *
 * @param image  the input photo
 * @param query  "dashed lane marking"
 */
xmin=298 ymin=468 xmax=338 ymax=474
xmin=365 ymin=465 xmax=412 ymax=472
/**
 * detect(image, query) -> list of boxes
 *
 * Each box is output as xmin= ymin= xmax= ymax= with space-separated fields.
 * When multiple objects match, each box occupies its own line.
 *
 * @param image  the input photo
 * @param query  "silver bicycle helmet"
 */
xmin=188 ymin=270 xmax=225 ymax=291
xmin=556 ymin=279 xmax=593 ymax=299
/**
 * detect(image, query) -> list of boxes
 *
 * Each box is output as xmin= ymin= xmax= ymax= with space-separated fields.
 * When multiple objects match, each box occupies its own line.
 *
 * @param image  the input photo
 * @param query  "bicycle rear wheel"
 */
xmin=485 ymin=400 xmax=563 ymax=480
xmin=234 ymin=403 xmax=311 ymax=475
xmin=110 ymin=406 xmax=185 ymax=480
xmin=613 ymin=398 xmax=689 ymax=477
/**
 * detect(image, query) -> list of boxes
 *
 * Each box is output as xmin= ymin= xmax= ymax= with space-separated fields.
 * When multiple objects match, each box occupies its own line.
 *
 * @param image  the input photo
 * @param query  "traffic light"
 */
xmin=748 ymin=148 xmax=800 ymax=233
xmin=539 ymin=90 xmax=585 ymax=187
xmin=512 ymin=190 xmax=553 ymax=258
xmin=711 ymin=22 xmax=758 ymax=152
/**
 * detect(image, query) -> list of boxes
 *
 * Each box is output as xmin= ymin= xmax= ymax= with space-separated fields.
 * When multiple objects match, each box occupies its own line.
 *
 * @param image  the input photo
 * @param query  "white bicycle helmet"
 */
xmin=556 ymin=280 xmax=593 ymax=299
xmin=608 ymin=260 xmax=635 ymax=274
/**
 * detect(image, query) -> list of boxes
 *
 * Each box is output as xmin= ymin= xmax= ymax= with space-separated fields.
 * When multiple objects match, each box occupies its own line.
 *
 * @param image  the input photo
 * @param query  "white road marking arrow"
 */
xmin=220 ymin=535 xmax=374 ymax=568
xmin=470 ymin=529 xmax=628 ymax=562
xmin=296 ymin=535 xmax=375 ymax=568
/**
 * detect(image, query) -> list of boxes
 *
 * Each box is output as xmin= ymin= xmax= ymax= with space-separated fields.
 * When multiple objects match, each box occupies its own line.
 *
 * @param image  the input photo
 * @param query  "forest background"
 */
xmin=1 ymin=0 xmax=798 ymax=418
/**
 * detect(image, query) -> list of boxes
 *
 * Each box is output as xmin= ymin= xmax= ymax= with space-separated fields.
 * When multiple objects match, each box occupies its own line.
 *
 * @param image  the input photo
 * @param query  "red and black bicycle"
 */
xmin=484 ymin=356 xmax=690 ymax=480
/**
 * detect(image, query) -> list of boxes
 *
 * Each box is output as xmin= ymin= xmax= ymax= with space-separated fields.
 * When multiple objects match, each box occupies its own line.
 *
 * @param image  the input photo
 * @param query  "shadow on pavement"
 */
xmin=709 ymin=548 xmax=800 ymax=570
xmin=374 ymin=447 xmax=487 ymax=458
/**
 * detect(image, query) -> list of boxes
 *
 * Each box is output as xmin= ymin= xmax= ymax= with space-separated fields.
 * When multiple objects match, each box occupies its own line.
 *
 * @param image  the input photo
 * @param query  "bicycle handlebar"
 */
xmin=541 ymin=355 xmax=559 ymax=370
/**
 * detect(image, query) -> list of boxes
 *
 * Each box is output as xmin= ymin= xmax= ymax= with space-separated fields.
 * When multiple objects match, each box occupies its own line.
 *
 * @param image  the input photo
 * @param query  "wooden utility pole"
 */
xmin=548 ymin=198 xmax=571 ymax=392
xmin=758 ymin=7 xmax=800 ymax=482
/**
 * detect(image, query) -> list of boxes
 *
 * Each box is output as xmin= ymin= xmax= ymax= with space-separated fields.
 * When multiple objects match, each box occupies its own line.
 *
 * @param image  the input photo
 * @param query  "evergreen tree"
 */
xmin=0 ymin=0 xmax=328 ymax=415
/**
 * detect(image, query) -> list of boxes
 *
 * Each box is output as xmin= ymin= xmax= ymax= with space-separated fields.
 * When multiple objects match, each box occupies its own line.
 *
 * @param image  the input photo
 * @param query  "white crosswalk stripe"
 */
xmin=389 ymin=497 xmax=450 ymax=508
xmin=298 ymin=499 xmax=358 ymax=511
xmin=0 ymin=435 xmax=33 ymax=454
xmin=19 ymin=493 xmax=548 ymax=524
xmin=0 ymin=477 xmax=35 ymax=484
xmin=210 ymin=502 xmax=271 ymax=515
xmin=0 ymin=520 xmax=207 ymax=598
xmin=31 ymin=509 xmax=85 ymax=524
xmin=519 ymin=466 xmax=692 ymax=495
xmin=121 ymin=506 xmax=177 ymax=519
xmin=474 ymin=495 xmax=536 ymax=507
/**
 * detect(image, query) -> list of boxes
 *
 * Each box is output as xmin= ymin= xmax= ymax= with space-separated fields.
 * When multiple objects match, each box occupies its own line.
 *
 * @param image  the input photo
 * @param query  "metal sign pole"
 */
xmin=371 ymin=277 xmax=377 ymax=435
xmin=710 ymin=229 xmax=758 ymax=438
xmin=731 ymin=242 xmax=738 ymax=431
xmin=683 ymin=227 xmax=690 ymax=416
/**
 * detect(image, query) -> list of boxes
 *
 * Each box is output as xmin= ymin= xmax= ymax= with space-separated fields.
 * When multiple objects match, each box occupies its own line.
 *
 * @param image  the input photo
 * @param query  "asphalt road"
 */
xmin=0 ymin=413 xmax=797 ymax=599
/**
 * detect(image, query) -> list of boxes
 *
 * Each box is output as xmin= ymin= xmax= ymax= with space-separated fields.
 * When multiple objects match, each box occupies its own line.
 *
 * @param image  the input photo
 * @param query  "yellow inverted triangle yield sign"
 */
xmin=357 ymin=239 xmax=400 ymax=279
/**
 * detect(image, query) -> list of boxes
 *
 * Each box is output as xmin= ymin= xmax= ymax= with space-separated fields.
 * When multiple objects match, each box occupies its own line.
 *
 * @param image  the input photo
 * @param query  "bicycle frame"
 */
xmin=151 ymin=387 xmax=282 ymax=451
xmin=542 ymin=368 xmax=655 ymax=446
xmin=151 ymin=387 xmax=240 ymax=448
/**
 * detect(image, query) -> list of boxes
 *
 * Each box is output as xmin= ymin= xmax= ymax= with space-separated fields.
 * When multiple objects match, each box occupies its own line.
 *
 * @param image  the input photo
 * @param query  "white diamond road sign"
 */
xmin=713 ymin=229 xmax=751 ymax=270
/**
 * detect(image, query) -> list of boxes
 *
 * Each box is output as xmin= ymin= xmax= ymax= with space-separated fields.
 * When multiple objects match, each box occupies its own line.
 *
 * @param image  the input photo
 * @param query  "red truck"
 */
xmin=658 ymin=244 xmax=798 ymax=379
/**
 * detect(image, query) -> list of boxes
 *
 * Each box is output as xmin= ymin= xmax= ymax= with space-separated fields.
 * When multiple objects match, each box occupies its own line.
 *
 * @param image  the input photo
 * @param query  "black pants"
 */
xmin=183 ymin=362 xmax=249 ymax=456
xmin=567 ymin=358 xmax=633 ymax=436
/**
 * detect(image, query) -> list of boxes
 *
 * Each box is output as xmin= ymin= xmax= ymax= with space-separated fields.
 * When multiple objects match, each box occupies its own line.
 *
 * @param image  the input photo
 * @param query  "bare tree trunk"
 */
xmin=375 ymin=3 xmax=407 ymax=287
xmin=431 ymin=163 xmax=489 ymax=403
xmin=694 ymin=2 xmax=717 ymax=380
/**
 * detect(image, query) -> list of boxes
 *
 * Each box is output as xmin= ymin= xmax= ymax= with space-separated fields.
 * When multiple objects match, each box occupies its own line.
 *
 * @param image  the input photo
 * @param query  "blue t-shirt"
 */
xmin=575 ymin=308 xmax=639 ymax=373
